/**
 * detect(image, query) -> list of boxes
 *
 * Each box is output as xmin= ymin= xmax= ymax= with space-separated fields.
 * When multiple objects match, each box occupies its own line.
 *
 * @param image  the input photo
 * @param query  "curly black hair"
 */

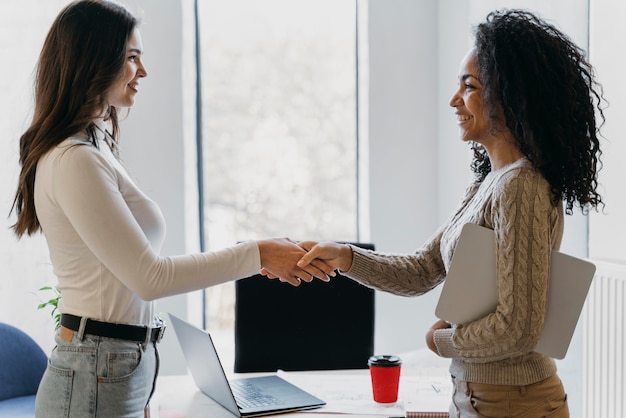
xmin=471 ymin=9 xmax=605 ymax=214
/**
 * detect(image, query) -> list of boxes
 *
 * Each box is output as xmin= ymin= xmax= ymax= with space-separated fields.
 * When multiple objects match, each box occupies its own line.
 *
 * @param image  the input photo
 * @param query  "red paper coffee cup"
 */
xmin=368 ymin=354 xmax=402 ymax=403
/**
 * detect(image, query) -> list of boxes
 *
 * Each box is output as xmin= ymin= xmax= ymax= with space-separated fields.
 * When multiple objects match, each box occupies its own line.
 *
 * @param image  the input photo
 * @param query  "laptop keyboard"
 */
xmin=231 ymin=379 xmax=284 ymax=409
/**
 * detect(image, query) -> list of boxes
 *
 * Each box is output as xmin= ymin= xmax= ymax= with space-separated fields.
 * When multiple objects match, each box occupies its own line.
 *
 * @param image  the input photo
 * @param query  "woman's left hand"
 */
xmin=426 ymin=319 xmax=451 ymax=355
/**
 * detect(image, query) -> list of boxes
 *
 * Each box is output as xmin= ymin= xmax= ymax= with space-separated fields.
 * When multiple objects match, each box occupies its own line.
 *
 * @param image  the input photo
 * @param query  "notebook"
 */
xmin=435 ymin=223 xmax=596 ymax=359
xmin=168 ymin=313 xmax=326 ymax=417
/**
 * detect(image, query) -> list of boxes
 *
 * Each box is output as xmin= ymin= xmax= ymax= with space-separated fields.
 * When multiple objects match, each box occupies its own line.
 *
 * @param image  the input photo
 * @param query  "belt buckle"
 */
xmin=156 ymin=325 xmax=166 ymax=342
xmin=154 ymin=316 xmax=166 ymax=343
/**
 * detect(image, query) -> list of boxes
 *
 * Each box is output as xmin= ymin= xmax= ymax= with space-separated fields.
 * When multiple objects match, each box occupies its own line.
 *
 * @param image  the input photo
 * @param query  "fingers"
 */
xmin=298 ymin=240 xmax=317 ymax=251
xmin=297 ymin=249 xmax=318 ymax=268
xmin=295 ymin=241 xmax=321 ymax=270
xmin=430 ymin=319 xmax=451 ymax=330
xmin=261 ymin=266 xmax=318 ymax=284
xmin=309 ymin=259 xmax=336 ymax=281
xmin=258 ymin=238 xmax=341 ymax=286
xmin=299 ymin=265 xmax=330 ymax=282
xmin=425 ymin=328 xmax=438 ymax=354
xmin=297 ymin=242 xmax=352 ymax=272
xmin=260 ymin=268 xmax=278 ymax=279
xmin=279 ymin=276 xmax=302 ymax=287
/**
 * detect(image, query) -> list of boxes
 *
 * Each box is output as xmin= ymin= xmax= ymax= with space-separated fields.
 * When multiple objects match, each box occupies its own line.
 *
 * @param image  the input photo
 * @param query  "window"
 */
xmin=195 ymin=0 xmax=359 ymax=349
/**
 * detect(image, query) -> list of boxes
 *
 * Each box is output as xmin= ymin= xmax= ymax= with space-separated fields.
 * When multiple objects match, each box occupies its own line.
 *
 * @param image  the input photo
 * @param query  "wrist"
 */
xmin=256 ymin=239 xmax=272 ymax=266
xmin=338 ymin=244 xmax=354 ymax=272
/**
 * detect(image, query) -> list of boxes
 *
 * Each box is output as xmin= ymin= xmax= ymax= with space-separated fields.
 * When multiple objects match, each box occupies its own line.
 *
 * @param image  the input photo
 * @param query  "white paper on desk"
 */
xmin=277 ymin=370 xmax=452 ymax=416
xmin=404 ymin=376 xmax=452 ymax=413
xmin=277 ymin=370 xmax=403 ymax=415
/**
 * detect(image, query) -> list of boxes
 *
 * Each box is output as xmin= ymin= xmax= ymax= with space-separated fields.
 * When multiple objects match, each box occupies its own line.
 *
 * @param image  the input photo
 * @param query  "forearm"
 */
xmin=344 ymin=245 xmax=446 ymax=296
xmin=103 ymin=241 xmax=261 ymax=301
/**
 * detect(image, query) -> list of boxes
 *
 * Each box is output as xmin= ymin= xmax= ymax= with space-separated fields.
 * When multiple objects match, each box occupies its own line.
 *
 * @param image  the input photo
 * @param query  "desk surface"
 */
xmin=152 ymin=366 xmax=450 ymax=418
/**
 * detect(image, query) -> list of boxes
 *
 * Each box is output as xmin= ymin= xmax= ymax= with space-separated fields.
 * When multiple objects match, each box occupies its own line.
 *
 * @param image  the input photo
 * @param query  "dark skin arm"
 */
xmin=426 ymin=319 xmax=451 ymax=355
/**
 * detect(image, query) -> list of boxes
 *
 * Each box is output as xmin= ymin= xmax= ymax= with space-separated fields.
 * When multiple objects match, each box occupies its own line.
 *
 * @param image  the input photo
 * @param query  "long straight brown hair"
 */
xmin=11 ymin=0 xmax=137 ymax=237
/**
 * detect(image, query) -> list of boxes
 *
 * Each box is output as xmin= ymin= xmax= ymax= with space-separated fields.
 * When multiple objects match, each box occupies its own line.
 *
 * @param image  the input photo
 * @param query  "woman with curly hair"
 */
xmin=294 ymin=9 xmax=604 ymax=417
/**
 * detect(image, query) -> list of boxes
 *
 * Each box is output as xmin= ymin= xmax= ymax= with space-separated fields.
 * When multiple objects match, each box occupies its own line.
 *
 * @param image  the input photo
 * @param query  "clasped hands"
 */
xmin=258 ymin=237 xmax=450 ymax=356
xmin=257 ymin=238 xmax=352 ymax=287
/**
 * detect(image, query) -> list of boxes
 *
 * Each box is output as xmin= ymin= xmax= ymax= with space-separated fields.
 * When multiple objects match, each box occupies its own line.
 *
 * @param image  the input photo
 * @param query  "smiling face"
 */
xmin=449 ymin=49 xmax=525 ymax=169
xmin=449 ymin=49 xmax=494 ymax=144
xmin=106 ymin=28 xmax=147 ymax=109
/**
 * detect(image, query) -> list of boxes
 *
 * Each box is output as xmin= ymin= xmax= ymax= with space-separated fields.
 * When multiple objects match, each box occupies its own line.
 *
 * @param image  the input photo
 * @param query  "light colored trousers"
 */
xmin=35 ymin=328 xmax=159 ymax=418
xmin=449 ymin=374 xmax=569 ymax=418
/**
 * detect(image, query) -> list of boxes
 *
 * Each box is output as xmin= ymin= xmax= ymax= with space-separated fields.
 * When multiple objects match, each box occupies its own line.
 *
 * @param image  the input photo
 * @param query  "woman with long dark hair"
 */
xmin=12 ymin=1 xmax=329 ymax=416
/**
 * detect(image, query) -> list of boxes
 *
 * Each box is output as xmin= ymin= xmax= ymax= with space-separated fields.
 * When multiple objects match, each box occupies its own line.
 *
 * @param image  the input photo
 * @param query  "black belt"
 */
xmin=60 ymin=313 xmax=165 ymax=343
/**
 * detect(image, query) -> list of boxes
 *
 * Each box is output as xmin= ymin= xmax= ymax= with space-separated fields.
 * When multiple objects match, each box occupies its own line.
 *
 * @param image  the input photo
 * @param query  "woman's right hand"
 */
xmin=296 ymin=241 xmax=354 ymax=273
xmin=257 ymin=238 xmax=336 ymax=285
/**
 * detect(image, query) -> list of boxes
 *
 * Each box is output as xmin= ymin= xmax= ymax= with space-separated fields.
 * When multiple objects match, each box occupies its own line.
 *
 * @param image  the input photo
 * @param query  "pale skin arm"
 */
xmin=257 ymin=238 xmax=337 ymax=286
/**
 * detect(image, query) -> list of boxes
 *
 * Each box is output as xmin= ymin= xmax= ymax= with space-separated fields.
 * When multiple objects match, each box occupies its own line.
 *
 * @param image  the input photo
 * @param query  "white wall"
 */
xmin=588 ymin=0 xmax=626 ymax=263
xmin=366 ymin=0 xmax=442 ymax=357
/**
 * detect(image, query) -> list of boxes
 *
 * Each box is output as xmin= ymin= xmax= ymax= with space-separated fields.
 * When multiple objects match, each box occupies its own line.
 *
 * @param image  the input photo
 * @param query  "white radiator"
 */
xmin=583 ymin=260 xmax=626 ymax=418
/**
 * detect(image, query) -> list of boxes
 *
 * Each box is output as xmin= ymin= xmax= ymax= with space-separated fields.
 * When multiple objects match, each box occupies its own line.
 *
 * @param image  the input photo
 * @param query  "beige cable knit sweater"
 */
xmin=345 ymin=158 xmax=564 ymax=386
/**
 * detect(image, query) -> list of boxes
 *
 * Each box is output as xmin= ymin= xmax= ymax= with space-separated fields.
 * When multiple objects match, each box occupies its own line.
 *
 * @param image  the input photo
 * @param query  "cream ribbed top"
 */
xmin=34 ymin=122 xmax=260 ymax=326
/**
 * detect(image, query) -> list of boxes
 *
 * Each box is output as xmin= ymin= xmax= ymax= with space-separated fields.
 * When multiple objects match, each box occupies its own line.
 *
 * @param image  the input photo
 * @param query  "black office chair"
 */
xmin=234 ymin=243 xmax=375 ymax=373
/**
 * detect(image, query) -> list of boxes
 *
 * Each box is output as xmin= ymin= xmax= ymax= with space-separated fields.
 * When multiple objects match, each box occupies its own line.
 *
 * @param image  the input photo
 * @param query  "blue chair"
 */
xmin=0 ymin=323 xmax=48 ymax=417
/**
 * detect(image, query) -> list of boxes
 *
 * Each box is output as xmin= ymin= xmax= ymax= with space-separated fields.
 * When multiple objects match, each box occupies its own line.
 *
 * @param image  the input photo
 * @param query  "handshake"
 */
xmin=256 ymin=238 xmax=354 ymax=287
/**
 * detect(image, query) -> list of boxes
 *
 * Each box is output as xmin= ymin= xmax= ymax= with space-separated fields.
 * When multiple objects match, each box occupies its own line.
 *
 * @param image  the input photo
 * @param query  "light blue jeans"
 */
xmin=35 ymin=327 xmax=159 ymax=418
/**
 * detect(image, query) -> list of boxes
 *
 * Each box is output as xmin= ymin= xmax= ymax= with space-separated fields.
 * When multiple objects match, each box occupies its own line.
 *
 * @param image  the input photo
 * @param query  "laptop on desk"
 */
xmin=168 ymin=313 xmax=326 ymax=417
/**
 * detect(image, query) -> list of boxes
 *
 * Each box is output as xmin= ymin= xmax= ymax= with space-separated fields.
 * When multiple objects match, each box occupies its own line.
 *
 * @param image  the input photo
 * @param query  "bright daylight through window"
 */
xmin=195 ymin=0 xmax=359 ymax=351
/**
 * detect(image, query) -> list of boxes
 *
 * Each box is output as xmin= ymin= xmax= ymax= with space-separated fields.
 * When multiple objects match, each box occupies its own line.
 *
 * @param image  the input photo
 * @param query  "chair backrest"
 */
xmin=0 ymin=323 xmax=47 ymax=401
xmin=234 ymin=243 xmax=375 ymax=373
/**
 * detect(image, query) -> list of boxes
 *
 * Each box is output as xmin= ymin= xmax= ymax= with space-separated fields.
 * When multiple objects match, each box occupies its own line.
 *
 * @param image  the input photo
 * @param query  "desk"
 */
xmin=152 ymin=366 xmax=450 ymax=418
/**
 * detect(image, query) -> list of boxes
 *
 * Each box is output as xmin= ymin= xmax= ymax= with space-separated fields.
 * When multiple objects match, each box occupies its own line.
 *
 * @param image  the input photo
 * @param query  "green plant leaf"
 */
xmin=37 ymin=286 xmax=62 ymax=329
